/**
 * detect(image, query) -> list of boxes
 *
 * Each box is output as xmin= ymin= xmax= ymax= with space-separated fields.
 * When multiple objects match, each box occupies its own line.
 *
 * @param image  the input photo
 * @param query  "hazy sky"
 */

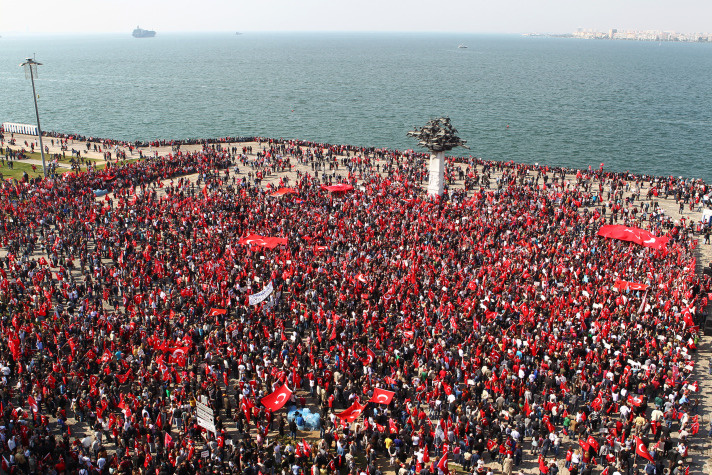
xmin=1 ymin=0 xmax=710 ymax=34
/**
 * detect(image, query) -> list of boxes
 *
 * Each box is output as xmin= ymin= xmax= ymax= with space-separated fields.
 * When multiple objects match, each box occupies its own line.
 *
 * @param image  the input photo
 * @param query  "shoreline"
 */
xmin=2 ymin=131 xmax=711 ymax=187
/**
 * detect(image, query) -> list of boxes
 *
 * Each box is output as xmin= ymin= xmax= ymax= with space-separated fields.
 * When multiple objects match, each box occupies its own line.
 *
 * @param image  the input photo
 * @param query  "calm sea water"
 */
xmin=1 ymin=33 xmax=711 ymax=180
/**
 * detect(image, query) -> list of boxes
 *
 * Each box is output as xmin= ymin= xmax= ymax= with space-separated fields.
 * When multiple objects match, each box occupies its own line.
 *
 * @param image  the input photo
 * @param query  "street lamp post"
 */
xmin=20 ymin=58 xmax=47 ymax=177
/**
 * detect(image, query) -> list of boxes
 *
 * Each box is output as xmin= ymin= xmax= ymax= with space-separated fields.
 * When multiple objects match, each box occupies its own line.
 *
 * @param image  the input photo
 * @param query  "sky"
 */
xmin=1 ymin=0 xmax=710 ymax=35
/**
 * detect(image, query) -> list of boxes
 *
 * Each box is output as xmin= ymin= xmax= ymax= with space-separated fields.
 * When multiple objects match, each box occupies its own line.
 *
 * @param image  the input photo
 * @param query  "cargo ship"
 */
xmin=132 ymin=26 xmax=156 ymax=38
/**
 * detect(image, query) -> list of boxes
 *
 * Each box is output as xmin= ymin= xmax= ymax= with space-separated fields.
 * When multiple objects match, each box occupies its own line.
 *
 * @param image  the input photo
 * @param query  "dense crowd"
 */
xmin=0 ymin=138 xmax=708 ymax=475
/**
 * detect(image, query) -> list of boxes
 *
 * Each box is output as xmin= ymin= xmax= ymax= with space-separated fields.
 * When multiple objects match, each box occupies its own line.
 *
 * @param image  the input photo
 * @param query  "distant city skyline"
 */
xmin=1 ymin=0 xmax=711 ymax=35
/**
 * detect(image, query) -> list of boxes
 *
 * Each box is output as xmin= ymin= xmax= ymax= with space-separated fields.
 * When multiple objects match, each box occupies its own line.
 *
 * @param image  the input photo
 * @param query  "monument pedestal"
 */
xmin=427 ymin=151 xmax=445 ymax=196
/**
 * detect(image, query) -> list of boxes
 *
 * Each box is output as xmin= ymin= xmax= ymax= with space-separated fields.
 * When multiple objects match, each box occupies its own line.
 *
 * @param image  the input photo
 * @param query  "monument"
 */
xmin=407 ymin=117 xmax=468 ymax=196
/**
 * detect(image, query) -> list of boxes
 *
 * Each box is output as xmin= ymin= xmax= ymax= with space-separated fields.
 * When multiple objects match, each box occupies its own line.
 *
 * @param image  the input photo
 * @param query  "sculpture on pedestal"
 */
xmin=407 ymin=117 xmax=468 ymax=196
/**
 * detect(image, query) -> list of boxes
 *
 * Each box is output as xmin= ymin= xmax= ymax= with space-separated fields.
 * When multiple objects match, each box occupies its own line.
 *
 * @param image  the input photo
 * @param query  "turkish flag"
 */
xmin=370 ymin=388 xmax=395 ymax=405
xmin=336 ymin=402 xmax=366 ymax=423
xmin=614 ymin=280 xmax=649 ymax=291
xmin=627 ymin=394 xmax=644 ymax=407
xmin=237 ymin=234 xmax=288 ymax=249
xmin=117 ymin=370 xmax=132 ymax=384
xmin=597 ymin=225 xmax=669 ymax=250
xmin=169 ymin=346 xmax=190 ymax=360
xmin=436 ymin=453 xmax=448 ymax=474
xmin=683 ymin=311 xmax=695 ymax=328
xmin=543 ymin=415 xmax=555 ymax=433
xmin=587 ymin=436 xmax=600 ymax=453
xmin=207 ymin=308 xmax=227 ymax=317
xmin=523 ymin=399 xmax=532 ymax=417
xmin=28 ymin=396 xmax=38 ymax=414
xmin=634 ymin=436 xmax=654 ymax=462
xmin=578 ymin=439 xmax=590 ymax=453
xmin=365 ymin=347 xmax=376 ymax=365
xmin=591 ymin=394 xmax=603 ymax=411
xmin=321 ymin=183 xmax=354 ymax=193
xmin=261 ymin=384 xmax=293 ymax=412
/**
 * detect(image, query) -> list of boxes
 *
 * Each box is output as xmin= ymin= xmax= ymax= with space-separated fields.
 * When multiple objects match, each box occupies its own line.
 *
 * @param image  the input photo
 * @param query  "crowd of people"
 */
xmin=0 ymin=135 xmax=708 ymax=475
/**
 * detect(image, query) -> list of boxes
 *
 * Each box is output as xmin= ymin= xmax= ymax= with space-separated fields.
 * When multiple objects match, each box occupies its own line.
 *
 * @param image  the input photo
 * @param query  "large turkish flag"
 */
xmin=597 ymin=225 xmax=669 ymax=250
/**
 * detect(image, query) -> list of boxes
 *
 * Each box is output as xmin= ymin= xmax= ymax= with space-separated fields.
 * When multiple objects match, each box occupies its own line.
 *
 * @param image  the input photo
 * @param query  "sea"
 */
xmin=1 ymin=32 xmax=711 ymax=181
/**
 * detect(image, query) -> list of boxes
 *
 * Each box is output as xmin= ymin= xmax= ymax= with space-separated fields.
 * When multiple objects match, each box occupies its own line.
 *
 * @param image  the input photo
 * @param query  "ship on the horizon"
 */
xmin=132 ymin=26 xmax=156 ymax=38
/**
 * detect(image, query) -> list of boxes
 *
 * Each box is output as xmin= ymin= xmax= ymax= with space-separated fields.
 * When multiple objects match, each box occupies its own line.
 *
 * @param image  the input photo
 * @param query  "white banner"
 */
xmin=249 ymin=281 xmax=274 ymax=306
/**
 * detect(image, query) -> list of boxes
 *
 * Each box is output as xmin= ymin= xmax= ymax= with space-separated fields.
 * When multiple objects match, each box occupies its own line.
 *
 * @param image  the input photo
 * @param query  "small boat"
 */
xmin=458 ymin=44 xmax=468 ymax=49
xmin=133 ymin=26 xmax=156 ymax=38
xmin=235 ymin=32 xmax=243 ymax=36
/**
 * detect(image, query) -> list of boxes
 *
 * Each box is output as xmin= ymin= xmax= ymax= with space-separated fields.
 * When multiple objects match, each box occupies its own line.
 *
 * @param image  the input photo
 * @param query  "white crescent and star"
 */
xmin=620 ymin=228 xmax=659 ymax=245
xmin=275 ymin=393 xmax=287 ymax=405
xmin=376 ymin=394 xmax=389 ymax=403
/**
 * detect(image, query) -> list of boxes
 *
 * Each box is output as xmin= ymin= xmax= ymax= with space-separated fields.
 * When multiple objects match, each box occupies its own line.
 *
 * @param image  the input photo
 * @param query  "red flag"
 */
xmin=207 ymin=308 xmax=227 ymax=317
xmin=28 ymin=396 xmax=38 ymax=414
xmin=587 ymin=435 xmax=600 ymax=453
xmin=370 ymin=388 xmax=395 ymax=405
xmin=523 ymin=399 xmax=532 ymax=417
xmin=613 ymin=280 xmax=649 ymax=291
xmin=261 ymin=384 xmax=293 ymax=412
xmin=627 ymin=394 xmax=643 ymax=407
xmin=237 ymin=234 xmax=288 ymax=249
xmin=597 ymin=224 xmax=669 ymax=250
xmin=117 ymin=370 xmax=132 ymax=384
xmin=634 ymin=436 xmax=654 ymax=463
xmin=365 ymin=347 xmax=376 ymax=365
xmin=436 ymin=453 xmax=448 ymax=474
xmin=335 ymin=402 xmax=366 ymax=423
xmin=578 ymin=439 xmax=590 ymax=453
xmin=591 ymin=394 xmax=603 ymax=411
xmin=683 ymin=311 xmax=695 ymax=329
xmin=543 ymin=415 xmax=555 ymax=433
xmin=164 ymin=432 xmax=173 ymax=446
